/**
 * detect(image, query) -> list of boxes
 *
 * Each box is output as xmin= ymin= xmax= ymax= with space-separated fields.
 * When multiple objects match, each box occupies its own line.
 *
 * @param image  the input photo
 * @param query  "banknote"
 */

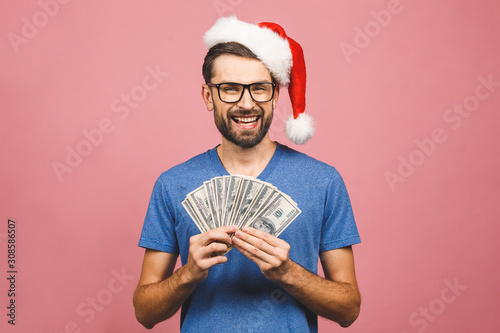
xmin=244 ymin=192 xmax=301 ymax=237
xmin=183 ymin=175 xmax=301 ymax=241
xmin=181 ymin=198 xmax=207 ymax=233
xmin=187 ymin=185 xmax=215 ymax=230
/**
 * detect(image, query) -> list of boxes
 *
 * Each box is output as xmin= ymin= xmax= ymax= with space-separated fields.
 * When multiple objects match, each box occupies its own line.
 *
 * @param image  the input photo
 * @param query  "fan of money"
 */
xmin=182 ymin=175 xmax=301 ymax=238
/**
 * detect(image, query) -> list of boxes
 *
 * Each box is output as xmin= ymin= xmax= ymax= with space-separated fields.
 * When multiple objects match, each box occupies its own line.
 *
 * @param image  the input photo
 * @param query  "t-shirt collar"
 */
xmin=208 ymin=142 xmax=284 ymax=181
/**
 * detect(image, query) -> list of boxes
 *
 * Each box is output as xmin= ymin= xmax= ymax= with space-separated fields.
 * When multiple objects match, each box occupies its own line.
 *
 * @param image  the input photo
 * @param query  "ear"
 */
xmin=201 ymin=84 xmax=214 ymax=111
xmin=272 ymin=86 xmax=279 ymax=109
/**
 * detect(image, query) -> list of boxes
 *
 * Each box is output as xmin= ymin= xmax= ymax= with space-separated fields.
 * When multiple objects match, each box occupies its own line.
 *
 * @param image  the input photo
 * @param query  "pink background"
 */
xmin=1 ymin=0 xmax=499 ymax=332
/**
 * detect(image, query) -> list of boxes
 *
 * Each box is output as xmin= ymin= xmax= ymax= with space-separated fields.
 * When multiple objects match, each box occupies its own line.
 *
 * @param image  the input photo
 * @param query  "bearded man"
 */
xmin=133 ymin=17 xmax=361 ymax=332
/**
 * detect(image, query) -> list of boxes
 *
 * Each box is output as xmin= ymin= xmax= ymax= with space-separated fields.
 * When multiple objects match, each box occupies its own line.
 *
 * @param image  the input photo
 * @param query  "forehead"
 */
xmin=212 ymin=54 xmax=273 ymax=84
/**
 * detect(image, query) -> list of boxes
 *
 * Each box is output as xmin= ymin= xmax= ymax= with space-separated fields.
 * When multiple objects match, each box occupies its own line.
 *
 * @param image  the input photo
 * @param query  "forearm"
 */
xmin=233 ymin=227 xmax=361 ymax=326
xmin=279 ymin=261 xmax=361 ymax=327
xmin=133 ymin=264 xmax=197 ymax=329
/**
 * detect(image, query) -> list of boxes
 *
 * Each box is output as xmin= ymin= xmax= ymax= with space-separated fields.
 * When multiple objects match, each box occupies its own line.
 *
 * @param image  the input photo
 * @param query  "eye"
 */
xmin=221 ymin=84 xmax=241 ymax=93
xmin=251 ymin=84 xmax=268 ymax=93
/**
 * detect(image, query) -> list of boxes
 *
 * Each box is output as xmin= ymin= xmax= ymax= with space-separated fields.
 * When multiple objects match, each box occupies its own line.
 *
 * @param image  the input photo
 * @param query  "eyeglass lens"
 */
xmin=218 ymin=83 xmax=274 ymax=103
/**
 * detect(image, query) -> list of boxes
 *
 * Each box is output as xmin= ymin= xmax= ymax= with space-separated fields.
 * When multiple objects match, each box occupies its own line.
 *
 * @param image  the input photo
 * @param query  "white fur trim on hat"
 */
xmin=285 ymin=113 xmax=315 ymax=145
xmin=203 ymin=16 xmax=293 ymax=86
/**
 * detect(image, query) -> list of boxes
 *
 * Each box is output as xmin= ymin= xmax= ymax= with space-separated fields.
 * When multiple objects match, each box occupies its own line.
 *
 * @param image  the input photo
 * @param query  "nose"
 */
xmin=236 ymin=86 xmax=255 ymax=109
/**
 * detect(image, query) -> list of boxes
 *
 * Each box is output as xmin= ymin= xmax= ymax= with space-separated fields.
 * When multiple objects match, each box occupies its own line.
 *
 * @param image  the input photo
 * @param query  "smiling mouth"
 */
xmin=231 ymin=116 xmax=261 ymax=126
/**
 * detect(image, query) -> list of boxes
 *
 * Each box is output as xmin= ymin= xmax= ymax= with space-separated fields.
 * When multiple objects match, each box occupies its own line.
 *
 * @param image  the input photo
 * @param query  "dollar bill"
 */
xmin=222 ymin=175 xmax=243 ymax=227
xmin=214 ymin=177 xmax=224 ymax=228
xmin=204 ymin=180 xmax=219 ymax=228
xmin=238 ymin=184 xmax=277 ymax=228
xmin=187 ymin=184 xmax=215 ymax=230
xmin=244 ymin=192 xmax=301 ymax=237
xmin=183 ymin=175 xmax=301 ymax=238
xmin=182 ymin=199 xmax=207 ymax=233
xmin=232 ymin=178 xmax=262 ymax=227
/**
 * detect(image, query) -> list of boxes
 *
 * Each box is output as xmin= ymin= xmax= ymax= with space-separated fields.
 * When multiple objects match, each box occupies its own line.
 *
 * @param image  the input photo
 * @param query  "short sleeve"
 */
xmin=138 ymin=176 xmax=179 ymax=254
xmin=320 ymin=169 xmax=361 ymax=252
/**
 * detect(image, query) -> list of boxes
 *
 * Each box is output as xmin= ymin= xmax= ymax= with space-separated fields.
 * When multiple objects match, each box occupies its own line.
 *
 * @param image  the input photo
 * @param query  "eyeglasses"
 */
xmin=207 ymin=82 xmax=276 ymax=103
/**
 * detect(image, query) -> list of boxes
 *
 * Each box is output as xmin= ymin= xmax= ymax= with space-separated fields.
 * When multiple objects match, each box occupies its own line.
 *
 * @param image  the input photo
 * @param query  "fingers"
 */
xmin=233 ymin=227 xmax=290 ymax=267
xmin=186 ymin=225 xmax=238 ymax=283
xmin=233 ymin=227 xmax=292 ymax=282
xmin=193 ymin=248 xmax=228 ymax=270
xmin=191 ymin=225 xmax=238 ymax=258
xmin=236 ymin=226 xmax=289 ymax=252
xmin=233 ymin=229 xmax=275 ymax=256
xmin=202 ymin=241 xmax=231 ymax=258
xmin=232 ymin=238 xmax=272 ymax=268
xmin=192 ymin=225 xmax=238 ymax=248
xmin=239 ymin=226 xmax=285 ymax=247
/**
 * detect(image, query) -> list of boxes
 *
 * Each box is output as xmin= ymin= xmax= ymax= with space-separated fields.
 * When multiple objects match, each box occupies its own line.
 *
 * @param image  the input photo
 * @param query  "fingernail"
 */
xmin=235 ymin=231 xmax=242 ymax=237
xmin=233 ymin=237 xmax=239 ymax=243
xmin=242 ymin=227 xmax=249 ymax=232
xmin=231 ymin=225 xmax=238 ymax=231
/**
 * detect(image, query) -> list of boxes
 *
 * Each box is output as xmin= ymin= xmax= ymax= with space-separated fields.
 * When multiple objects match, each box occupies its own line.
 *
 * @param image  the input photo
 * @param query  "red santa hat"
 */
xmin=203 ymin=16 xmax=314 ymax=145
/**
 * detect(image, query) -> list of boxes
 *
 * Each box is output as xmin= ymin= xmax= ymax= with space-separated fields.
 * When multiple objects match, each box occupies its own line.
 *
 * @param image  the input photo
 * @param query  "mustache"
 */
xmin=227 ymin=108 xmax=263 ymax=116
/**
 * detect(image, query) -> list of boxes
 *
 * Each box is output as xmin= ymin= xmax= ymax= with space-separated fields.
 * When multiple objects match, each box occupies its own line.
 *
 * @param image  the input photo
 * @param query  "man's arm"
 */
xmin=233 ymin=227 xmax=360 ymax=327
xmin=133 ymin=226 xmax=236 ymax=329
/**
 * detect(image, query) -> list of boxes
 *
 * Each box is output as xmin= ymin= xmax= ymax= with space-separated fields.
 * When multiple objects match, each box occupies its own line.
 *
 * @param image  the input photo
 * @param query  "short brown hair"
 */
xmin=202 ymin=42 xmax=276 ymax=84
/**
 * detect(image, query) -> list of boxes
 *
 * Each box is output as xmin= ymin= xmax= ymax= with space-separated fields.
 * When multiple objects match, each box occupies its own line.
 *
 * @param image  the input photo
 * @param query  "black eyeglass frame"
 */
xmin=207 ymin=82 xmax=276 ymax=103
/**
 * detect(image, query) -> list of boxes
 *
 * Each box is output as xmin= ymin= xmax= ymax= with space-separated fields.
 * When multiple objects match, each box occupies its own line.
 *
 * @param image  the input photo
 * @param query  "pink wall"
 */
xmin=2 ymin=1 xmax=499 ymax=332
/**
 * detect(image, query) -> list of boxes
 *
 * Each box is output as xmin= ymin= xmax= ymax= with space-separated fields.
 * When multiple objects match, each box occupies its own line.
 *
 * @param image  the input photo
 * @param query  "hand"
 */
xmin=184 ymin=225 xmax=236 ymax=284
xmin=232 ymin=226 xmax=292 ymax=283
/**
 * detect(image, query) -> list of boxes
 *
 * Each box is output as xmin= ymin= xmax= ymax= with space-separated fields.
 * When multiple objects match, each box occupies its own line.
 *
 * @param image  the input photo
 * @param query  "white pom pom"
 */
xmin=285 ymin=113 xmax=315 ymax=145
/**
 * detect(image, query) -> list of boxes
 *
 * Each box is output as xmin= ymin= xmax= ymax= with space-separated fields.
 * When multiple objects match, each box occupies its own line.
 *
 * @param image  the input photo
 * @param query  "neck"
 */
xmin=217 ymin=136 xmax=277 ymax=178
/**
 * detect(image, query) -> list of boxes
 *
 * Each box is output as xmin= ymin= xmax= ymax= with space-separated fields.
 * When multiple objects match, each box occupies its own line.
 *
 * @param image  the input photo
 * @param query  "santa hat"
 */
xmin=203 ymin=16 xmax=314 ymax=145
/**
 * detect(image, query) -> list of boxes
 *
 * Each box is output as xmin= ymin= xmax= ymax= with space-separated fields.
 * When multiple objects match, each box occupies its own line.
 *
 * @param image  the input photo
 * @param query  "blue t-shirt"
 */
xmin=139 ymin=143 xmax=360 ymax=332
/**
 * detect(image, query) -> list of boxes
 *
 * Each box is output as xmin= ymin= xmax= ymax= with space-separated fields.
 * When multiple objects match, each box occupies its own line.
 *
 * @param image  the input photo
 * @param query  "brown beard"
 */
xmin=213 ymin=105 xmax=273 ymax=149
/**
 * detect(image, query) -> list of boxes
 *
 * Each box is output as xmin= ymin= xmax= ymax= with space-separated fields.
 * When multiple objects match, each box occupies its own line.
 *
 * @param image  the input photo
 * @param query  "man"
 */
xmin=133 ymin=17 xmax=361 ymax=332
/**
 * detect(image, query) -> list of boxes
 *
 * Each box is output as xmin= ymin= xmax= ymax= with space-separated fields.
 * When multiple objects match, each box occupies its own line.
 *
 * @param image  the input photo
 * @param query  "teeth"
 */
xmin=235 ymin=117 xmax=257 ymax=123
xmin=234 ymin=116 xmax=258 ymax=123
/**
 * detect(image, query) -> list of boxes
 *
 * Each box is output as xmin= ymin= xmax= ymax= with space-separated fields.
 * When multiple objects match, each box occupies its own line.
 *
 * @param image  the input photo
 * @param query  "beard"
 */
xmin=214 ymin=104 xmax=273 ymax=149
